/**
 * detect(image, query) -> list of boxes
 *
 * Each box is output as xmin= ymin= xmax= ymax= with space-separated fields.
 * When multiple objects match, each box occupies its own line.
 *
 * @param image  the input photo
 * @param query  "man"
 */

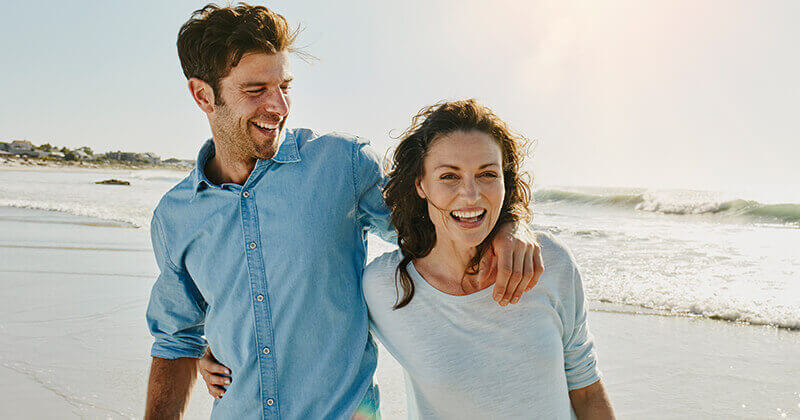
xmin=145 ymin=4 xmax=543 ymax=419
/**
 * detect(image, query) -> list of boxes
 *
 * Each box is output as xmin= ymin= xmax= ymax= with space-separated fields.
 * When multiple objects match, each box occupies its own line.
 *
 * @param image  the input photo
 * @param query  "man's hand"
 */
xmin=487 ymin=223 xmax=543 ymax=306
xmin=198 ymin=348 xmax=231 ymax=399
xmin=145 ymin=356 xmax=199 ymax=419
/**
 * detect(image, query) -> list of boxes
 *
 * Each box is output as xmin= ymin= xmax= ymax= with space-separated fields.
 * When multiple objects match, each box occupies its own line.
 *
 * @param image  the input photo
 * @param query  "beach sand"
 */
xmin=1 ymin=207 xmax=798 ymax=418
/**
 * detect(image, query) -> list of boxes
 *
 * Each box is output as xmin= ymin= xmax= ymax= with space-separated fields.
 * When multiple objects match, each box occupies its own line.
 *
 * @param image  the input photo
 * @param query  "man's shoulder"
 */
xmin=152 ymin=171 xmax=197 ymax=221
xmin=292 ymin=128 xmax=371 ymax=154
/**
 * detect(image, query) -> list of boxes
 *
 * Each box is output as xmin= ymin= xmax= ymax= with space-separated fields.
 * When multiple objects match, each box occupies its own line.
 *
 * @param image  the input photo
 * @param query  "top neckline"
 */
xmin=407 ymin=259 xmax=496 ymax=303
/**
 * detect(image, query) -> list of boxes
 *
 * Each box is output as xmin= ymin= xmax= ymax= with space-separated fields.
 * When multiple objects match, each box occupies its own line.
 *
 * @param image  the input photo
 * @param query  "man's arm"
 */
xmin=145 ymin=213 xmax=208 ymax=417
xmin=568 ymin=380 xmax=615 ymax=420
xmin=145 ymin=357 xmax=198 ymax=419
xmin=353 ymin=138 xmax=395 ymax=243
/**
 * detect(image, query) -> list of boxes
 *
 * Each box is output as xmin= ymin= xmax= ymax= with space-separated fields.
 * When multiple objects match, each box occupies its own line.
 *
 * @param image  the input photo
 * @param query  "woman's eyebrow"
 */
xmin=434 ymin=163 xmax=500 ymax=170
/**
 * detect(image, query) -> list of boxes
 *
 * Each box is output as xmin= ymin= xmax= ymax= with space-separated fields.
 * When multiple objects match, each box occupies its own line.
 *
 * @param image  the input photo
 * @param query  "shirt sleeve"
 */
xmin=562 ymin=261 xmax=601 ymax=390
xmin=353 ymin=138 xmax=396 ymax=243
xmin=145 ymin=212 xmax=208 ymax=359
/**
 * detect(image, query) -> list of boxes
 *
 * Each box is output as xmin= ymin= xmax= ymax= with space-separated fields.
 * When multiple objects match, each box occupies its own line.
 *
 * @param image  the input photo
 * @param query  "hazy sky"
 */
xmin=1 ymin=1 xmax=798 ymax=191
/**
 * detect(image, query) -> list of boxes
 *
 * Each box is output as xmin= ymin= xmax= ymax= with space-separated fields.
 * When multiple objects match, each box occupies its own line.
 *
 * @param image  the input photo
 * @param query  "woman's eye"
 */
xmin=480 ymin=172 xmax=499 ymax=178
xmin=247 ymin=89 xmax=265 ymax=94
xmin=439 ymin=174 xmax=458 ymax=180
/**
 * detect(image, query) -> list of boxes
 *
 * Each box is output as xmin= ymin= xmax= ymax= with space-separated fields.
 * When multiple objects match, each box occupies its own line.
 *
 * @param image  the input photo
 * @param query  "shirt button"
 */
xmin=242 ymin=191 xmax=250 ymax=198
xmin=266 ymin=398 xmax=274 ymax=406
xmin=256 ymin=294 xmax=264 ymax=302
xmin=263 ymin=347 xmax=270 ymax=355
xmin=249 ymin=242 xmax=257 ymax=250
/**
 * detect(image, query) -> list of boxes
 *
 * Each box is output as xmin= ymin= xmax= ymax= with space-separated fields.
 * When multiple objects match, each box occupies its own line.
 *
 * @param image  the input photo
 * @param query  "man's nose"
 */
xmin=263 ymin=87 xmax=289 ymax=117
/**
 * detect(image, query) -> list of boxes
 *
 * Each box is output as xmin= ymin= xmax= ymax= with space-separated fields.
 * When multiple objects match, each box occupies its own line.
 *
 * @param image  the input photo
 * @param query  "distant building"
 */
xmin=50 ymin=151 xmax=65 ymax=159
xmin=0 ymin=142 xmax=9 ymax=152
xmin=107 ymin=151 xmax=138 ymax=162
xmin=9 ymin=140 xmax=34 ymax=155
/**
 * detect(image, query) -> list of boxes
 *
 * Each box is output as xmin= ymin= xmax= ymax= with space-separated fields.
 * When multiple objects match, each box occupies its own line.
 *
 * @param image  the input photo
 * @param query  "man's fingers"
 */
xmin=475 ymin=249 xmax=494 ymax=284
xmin=502 ymin=243 xmax=526 ymax=304
xmin=492 ymin=242 xmax=514 ymax=305
xmin=526 ymin=242 xmax=544 ymax=292
xmin=510 ymin=245 xmax=535 ymax=303
xmin=205 ymin=362 xmax=231 ymax=375
xmin=206 ymin=372 xmax=231 ymax=386
xmin=207 ymin=384 xmax=226 ymax=399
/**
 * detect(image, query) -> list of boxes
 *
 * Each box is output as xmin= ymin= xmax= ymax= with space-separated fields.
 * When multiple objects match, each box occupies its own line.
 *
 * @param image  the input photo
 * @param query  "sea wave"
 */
xmin=0 ymin=199 xmax=146 ymax=228
xmin=126 ymin=169 xmax=189 ymax=182
xmin=534 ymin=188 xmax=800 ymax=226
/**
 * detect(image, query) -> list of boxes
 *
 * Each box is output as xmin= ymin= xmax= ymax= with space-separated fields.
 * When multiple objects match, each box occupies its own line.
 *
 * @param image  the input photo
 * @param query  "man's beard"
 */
xmin=213 ymin=105 xmax=282 ymax=161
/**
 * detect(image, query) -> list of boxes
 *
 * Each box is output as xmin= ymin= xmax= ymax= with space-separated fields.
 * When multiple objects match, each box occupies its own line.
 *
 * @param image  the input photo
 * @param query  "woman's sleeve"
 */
xmin=562 ymin=262 xmax=601 ymax=390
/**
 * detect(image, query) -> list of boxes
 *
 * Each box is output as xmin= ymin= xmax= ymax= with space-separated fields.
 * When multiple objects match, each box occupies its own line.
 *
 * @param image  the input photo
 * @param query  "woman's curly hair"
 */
xmin=383 ymin=99 xmax=533 ymax=309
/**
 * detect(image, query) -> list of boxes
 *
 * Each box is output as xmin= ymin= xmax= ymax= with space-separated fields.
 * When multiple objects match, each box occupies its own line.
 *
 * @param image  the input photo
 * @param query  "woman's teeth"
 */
xmin=450 ymin=209 xmax=486 ymax=222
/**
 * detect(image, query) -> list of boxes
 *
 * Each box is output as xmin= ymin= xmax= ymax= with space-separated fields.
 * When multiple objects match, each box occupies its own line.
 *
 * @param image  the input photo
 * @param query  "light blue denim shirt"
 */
xmin=146 ymin=128 xmax=393 ymax=419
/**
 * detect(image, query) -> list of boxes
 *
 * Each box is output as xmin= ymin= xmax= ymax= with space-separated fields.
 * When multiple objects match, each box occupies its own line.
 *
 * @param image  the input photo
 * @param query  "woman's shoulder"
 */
xmin=530 ymin=230 xmax=584 ymax=291
xmin=363 ymin=250 xmax=403 ymax=288
xmin=532 ymin=231 xmax=576 ymax=268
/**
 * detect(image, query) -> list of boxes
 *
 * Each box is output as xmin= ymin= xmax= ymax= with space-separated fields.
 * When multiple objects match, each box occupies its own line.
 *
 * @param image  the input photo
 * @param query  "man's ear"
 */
xmin=415 ymin=177 xmax=426 ymax=199
xmin=188 ymin=78 xmax=216 ymax=114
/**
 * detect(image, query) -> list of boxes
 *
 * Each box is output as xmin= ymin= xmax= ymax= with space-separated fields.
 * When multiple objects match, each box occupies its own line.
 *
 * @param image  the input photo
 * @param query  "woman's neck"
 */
xmin=414 ymin=238 xmax=495 ymax=295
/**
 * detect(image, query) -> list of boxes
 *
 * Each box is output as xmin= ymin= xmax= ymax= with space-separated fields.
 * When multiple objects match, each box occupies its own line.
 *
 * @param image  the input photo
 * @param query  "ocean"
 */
xmin=1 ymin=167 xmax=798 ymax=329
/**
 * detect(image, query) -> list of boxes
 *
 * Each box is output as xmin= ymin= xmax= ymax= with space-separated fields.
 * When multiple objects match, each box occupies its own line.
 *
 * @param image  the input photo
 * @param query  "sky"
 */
xmin=1 ymin=0 xmax=798 ymax=193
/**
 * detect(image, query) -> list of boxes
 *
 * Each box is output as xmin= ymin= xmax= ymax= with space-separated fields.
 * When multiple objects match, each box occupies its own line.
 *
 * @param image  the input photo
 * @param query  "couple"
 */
xmin=144 ymin=3 xmax=613 ymax=420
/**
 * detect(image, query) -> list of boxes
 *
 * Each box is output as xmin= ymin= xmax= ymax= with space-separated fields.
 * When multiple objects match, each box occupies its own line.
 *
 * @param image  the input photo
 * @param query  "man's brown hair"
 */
xmin=177 ymin=3 xmax=298 ymax=104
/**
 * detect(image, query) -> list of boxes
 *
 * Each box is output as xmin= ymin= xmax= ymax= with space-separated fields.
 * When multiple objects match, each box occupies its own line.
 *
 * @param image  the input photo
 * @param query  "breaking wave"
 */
xmin=534 ymin=189 xmax=800 ymax=226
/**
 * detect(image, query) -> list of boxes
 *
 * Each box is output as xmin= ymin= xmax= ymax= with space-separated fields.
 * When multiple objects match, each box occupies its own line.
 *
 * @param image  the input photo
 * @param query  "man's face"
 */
xmin=210 ymin=51 xmax=293 ymax=160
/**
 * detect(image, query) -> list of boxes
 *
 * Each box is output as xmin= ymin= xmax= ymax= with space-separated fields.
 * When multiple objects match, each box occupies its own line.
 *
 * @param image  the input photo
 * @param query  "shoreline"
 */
xmin=1 ymin=206 xmax=799 ymax=418
xmin=0 ymin=156 xmax=192 ymax=172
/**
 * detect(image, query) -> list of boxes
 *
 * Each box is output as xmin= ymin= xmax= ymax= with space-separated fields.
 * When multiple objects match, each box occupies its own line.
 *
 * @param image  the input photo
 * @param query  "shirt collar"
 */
xmin=191 ymin=129 xmax=301 ymax=197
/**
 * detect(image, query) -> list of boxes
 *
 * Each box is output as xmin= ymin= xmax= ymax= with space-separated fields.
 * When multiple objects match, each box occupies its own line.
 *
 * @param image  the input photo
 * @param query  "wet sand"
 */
xmin=0 ymin=207 xmax=798 ymax=418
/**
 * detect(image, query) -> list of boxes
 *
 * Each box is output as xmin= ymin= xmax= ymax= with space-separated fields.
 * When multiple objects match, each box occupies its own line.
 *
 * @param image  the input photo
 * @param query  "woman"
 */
xmin=200 ymin=99 xmax=614 ymax=419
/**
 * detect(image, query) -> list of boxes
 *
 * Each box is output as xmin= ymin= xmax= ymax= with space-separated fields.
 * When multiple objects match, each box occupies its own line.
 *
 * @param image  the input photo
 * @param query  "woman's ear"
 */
xmin=415 ymin=177 xmax=426 ymax=199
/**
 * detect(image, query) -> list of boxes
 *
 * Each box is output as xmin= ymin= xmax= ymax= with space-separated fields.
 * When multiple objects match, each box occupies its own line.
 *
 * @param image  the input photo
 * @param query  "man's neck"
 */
xmin=204 ymin=143 xmax=257 ymax=186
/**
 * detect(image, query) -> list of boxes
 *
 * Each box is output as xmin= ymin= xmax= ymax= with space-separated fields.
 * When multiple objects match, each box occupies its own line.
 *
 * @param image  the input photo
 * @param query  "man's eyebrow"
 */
xmin=239 ymin=77 xmax=293 ymax=88
xmin=434 ymin=163 xmax=500 ymax=170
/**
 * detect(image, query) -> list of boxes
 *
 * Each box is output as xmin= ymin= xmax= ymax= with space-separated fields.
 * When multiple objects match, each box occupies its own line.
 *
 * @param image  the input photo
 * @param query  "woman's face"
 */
xmin=416 ymin=130 xmax=505 ymax=249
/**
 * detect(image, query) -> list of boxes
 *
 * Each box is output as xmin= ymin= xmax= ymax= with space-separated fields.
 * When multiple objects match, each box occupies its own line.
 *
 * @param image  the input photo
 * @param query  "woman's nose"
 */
xmin=459 ymin=178 xmax=480 ymax=202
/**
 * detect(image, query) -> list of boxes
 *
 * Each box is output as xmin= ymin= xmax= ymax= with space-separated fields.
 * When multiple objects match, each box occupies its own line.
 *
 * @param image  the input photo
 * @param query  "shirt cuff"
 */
xmin=150 ymin=341 xmax=207 ymax=360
